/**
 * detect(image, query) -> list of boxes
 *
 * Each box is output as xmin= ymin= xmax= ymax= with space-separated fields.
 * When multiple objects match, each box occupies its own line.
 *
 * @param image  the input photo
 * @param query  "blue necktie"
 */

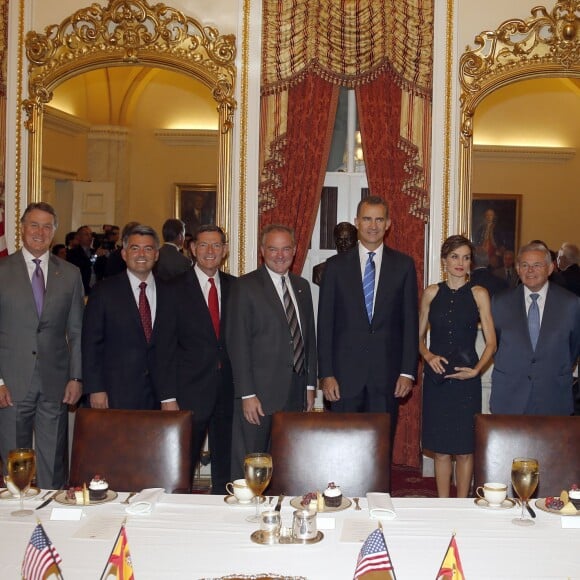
xmin=363 ymin=252 xmax=376 ymax=323
xmin=528 ymin=293 xmax=540 ymax=350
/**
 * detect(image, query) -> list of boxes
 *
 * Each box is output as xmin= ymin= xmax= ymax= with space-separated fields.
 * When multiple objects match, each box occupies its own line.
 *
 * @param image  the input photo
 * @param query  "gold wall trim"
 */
xmin=23 ymin=0 xmax=236 ymax=239
xmin=238 ymin=0 xmax=251 ymax=274
xmin=442 ymin=0 xmax=454 ymax=244
xmin=458 ymin=0 xmax=580 ymax=237
xmin=14 ymin=0 xmax=25 ymax=246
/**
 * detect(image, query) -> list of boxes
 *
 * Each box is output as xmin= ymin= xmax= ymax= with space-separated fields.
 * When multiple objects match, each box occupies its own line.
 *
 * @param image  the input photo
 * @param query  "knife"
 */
xmin=525 ymin=502 xmax=536 ymax=518
xmin=274 ymin=494 xmax=285 ymax=512
xmin=36 ymin=490 xmax=58 ymax=510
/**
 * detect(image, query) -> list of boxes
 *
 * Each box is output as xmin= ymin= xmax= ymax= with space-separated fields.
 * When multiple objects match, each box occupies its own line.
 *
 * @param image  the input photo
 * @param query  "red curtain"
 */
xmin=260 ymin=73 xmax=339 ymax=273
xmin=357 ymin=71 xmax=425 ymax=467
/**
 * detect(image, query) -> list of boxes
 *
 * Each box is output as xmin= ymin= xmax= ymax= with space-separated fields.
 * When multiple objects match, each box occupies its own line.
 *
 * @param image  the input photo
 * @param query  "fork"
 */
xmin=353 ymin=497 xmax=361 ymax=511
xmin=122 ymin=492 xmax=137 ymax=504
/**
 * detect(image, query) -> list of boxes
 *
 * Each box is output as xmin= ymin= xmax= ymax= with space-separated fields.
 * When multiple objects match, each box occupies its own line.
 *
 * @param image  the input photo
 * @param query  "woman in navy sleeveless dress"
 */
xmin=420 ymin=236 xmax=497 ymax=497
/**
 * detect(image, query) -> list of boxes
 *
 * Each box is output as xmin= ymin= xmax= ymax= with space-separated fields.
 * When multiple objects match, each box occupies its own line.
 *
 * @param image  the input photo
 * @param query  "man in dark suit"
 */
xmin=317 ymin=196 xmax=418 ymax=433
xmin=491 ymin=242 xmax=580 ymax=415
xmin=226 ymin=224 xmax=317 ymax=480
xmin=471 ymin=246 xmax=508 ymax=298
xmin=493 ymin=250 xmax=518 ymax=288
xmin=558 ymin=242 xmax=580 ymax=297
xmin=82 ymin=224 xmax=169 ymax=410
xmin=154 ymin=218 xmax=192 ymax=281
xmin=0 ymin=202 xmax=84 ymax=488
xmin=156 ymin=225 xmax=235 ymax=494
xmin=67 ymin=224 xmax=99 ymax=295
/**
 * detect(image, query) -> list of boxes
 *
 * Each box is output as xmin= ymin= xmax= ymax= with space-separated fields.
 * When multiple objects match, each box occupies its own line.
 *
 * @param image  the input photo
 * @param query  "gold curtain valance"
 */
xmin=261 ymin=0 xmax=433 ymax=97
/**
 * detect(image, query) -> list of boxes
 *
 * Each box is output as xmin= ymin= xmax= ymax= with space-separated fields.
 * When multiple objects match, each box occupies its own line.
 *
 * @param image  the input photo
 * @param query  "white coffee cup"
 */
xmin=225 ymin=479 xmax=254 ymax=503
xmin=476 ymin=482 xmax=507 ymax=506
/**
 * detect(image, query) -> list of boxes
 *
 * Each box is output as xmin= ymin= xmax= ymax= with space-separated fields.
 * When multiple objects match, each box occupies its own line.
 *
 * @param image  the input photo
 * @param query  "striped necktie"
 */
xmin=363 ymin=252 xmax=376 ymax=322
xmin=281 ymin=276 xmax=305 ymax=374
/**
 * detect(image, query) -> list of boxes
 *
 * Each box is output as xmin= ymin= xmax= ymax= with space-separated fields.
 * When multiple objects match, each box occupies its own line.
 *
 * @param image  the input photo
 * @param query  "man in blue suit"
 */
xmin=491 ymin=242 xmax=580 ymax=415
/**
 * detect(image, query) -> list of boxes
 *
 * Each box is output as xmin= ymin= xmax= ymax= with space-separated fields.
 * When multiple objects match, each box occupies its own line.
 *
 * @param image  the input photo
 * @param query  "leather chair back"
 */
xmin=474 ymin=414 xmax=580 ymax=497
xmin=70 ymin=408 xmax=193 ymax=493
xmin=268 ymin=412 xmax=390 ymax=497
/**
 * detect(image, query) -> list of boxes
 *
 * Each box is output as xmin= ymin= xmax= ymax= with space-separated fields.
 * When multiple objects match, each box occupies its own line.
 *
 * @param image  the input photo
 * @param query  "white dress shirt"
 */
xmin=523 ymin=281 xmax=549 ymax=324
xmin=126 ymin=270 xmax=157 ymax=324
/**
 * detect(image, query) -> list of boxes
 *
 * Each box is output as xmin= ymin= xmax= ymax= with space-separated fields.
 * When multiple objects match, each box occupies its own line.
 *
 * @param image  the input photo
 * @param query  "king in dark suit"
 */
xmin=82 ymin=224 xmax=169 ymax=410
xmin=317 ymin=196 xmax=418 ymax=434
xmin=0 ymin=202 xmax=84 ymax=488
xmin=491 ymin=242 xmax=580 ymax=415
xmin=156 ymin=225 xmax=236 ymax=494
xmin=226 ymin=224 xmax=317 ymax=480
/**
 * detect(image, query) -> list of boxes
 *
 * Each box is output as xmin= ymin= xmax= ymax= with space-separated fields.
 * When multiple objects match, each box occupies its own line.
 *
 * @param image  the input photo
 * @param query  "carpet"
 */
xmin=391 ymin=464 xmax=447 ymax=498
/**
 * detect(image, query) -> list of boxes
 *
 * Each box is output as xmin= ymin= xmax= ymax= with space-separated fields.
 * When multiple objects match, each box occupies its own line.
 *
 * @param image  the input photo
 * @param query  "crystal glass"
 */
xmin=244 ymin=453 xmax=273 ymax=523
xmin=7 ymin=448 xmax=36 ymax=517
xmin=511 ymin=457 xmax=539 ymax=526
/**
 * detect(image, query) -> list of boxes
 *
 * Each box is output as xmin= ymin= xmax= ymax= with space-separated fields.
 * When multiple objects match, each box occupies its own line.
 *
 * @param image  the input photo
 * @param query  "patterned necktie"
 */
xmin=139 ymin=282 xmax=153 ymax=342
xmin=528 ymin=293 xmax=540 ymax=350
xmin=208 ymin=277 xmax=220 ymax=338
xmin=31 ymin=258 xmax=45 ymax=316
xmin=281 ymin=276 xmax=305 ymax=374
xmin=363 ymin=252 xmax=376 ymax=322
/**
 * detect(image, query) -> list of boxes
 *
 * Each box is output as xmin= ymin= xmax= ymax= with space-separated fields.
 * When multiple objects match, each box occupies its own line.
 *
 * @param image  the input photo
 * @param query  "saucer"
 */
xmin=474 ymin=497 xmax=516 ymax=510
xmin=224 ymin=495 xmax=266 ymax=506
xmin=0 ymin=487 xmax=41 ymax=500
xmin=54 ymin=489 xmax=118 ymax=506
xmin=290 ymin=496 xmax=352 ymax=512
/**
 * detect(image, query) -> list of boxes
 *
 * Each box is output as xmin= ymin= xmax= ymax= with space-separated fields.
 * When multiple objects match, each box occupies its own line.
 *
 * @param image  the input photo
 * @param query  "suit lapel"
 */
xmin=187 ymin=270 xmax=217 ymax=340
xmin=345 ymin=248 xmax=368 ymax=321
xmin=120 ymin=274 xmax=149 ymax=344
xmin=258 ymin=266 xmax=288 ymax=325
xmin=536 ymin=283 xmax=556 ymax=349
xmin=15 ymin=252 xmax=39 ymax=316
xmin=514 ymin=285 xmax=535 ymax=352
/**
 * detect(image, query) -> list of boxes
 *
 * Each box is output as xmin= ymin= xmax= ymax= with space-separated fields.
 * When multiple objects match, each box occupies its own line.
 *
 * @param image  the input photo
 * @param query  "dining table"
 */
xmin=0 ymin=489 xmax=579 ymax=579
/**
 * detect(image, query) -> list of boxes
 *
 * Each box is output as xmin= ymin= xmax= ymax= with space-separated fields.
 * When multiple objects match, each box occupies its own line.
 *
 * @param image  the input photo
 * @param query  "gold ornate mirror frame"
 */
xmin=24 ymin=0 xmax=236 ymax=230
xmin=458 ymin=0 xmax=580 ymax=236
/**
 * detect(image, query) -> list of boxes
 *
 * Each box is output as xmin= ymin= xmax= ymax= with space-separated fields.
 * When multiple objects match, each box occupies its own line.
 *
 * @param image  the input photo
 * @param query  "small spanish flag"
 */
xmin=436 ymin=533 xmax=464 ymax=579
xmin=101 ymin=524 xmax=134 ymax=580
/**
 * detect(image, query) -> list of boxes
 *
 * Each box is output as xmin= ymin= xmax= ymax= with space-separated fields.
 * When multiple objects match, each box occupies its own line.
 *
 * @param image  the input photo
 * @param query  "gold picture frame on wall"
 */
xmin=174 ymin=183 xmax=217 ymax=236
xmin=471 ymin=194 xmax=521 ymax=267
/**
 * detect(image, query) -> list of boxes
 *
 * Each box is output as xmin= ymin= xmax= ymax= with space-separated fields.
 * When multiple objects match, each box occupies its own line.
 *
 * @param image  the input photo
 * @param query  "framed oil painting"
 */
xmin=174 ymin=183 xmax=217 ymax=236
xmin=471 ymin=194 xmax=521 ymax=268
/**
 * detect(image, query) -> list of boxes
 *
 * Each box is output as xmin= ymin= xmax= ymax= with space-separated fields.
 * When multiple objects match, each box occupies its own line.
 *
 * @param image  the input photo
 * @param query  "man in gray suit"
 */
xmin=0 ymin=202 xmax=84 ymax=488
xmin=226 ymin=224 xmax=317 ymax=479
xmin=491 ymin=242 xmax=580 ymax=415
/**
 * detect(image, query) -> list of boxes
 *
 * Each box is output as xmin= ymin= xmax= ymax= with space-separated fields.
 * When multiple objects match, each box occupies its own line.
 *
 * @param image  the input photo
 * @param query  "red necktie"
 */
xmin=139 ymin=282 xmax=153 ymax=342
xmin=208 ymin=277 xmax=220 ymax=338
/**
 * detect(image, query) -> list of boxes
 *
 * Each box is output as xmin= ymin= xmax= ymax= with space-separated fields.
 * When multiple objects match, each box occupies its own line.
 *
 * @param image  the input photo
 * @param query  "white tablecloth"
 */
xmin=1 ymin=492 xmax=579 ymax=579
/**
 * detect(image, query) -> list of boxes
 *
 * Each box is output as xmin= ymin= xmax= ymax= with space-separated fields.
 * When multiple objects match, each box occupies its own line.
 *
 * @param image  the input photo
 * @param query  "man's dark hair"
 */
xmin=192 ymin=224 xmax=227 ymax=244
xmin=162 ymin=218 xmax=185 ymax=243
xmin=122 ymin=224 xmax=160 ymax=249
xmin=356 ymin=195 xmax=389 ymax=218
xmin=20 ymin=202 xmax=58 ymax=229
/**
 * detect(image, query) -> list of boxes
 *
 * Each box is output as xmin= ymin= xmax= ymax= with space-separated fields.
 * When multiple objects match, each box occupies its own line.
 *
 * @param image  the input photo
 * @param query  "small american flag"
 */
xmin=22 ymin=523 xmax=63 ymax=580
xmin=354 ymin=527 xmax=395 ymax=579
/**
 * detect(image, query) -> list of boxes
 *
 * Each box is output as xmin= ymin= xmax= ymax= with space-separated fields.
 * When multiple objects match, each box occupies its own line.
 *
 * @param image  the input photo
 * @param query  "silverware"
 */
xmin=274 ymin=494 xmax=285 ymax=512
xmin=122 ymin=491 xmax=137 ymax=505
xmin=525 ymin=502 xmax=536 ymax=518
xmin=353 ymin=497 xmax=361 ymax=511
xmin=268 ymin=496 xmax=274 ymax=506
xmin=36 ymin=490 xmax=58 ymax=510
xmin=39 ymin=490 xmax=52 ymax=500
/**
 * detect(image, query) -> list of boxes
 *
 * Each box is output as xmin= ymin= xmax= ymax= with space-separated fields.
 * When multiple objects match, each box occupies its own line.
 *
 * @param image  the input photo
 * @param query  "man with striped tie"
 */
xmin=226 ymin=224 xmax=317 ymax=479
xmin=317 ymin=196 xmax=418 ymax=436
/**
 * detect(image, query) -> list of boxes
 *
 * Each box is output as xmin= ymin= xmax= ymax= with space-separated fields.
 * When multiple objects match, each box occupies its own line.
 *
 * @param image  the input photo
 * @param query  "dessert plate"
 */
xmin=54 ymin=489 xmax=118 ymax=506
xmin=474 ymin=497 xmax=515 ymax=510
xmin=224 ymin=495 xmax=266 ymax=507
xmin=535 ymin=498 xmax=580 ymax=516
xmin=0 ymin=487 xmax=41 ymax=500
xmin=290 ymin=496 xmax=352 ymax=512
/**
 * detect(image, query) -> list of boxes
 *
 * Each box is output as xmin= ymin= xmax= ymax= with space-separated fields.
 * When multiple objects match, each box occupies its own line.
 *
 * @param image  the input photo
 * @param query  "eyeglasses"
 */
xmin=519 ymin=262 xmax=548 ymax=271
xmin=196 ymin=242 xmax=225 ymax=250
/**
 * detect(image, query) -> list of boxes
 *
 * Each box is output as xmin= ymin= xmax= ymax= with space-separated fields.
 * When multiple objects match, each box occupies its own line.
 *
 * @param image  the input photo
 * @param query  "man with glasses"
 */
xmin=156 ymin=225 xmax=236 ymax=494
xmin=0 ymin=202 xmax=84 ymax=488
xmin=490 ymin=242 xmax=580 ymax=415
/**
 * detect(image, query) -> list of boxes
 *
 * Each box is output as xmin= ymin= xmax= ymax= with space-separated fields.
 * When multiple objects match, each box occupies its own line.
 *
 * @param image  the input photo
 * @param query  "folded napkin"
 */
xmin=366 ymin=492 xmax=397 ymax=520
xmin=125 ymin=488 xmax=164 ymax=515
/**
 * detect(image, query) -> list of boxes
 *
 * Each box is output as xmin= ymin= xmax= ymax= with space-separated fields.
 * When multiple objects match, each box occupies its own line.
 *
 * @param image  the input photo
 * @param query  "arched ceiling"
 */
xmin=49 ymin=66 xmax=219 ymax=130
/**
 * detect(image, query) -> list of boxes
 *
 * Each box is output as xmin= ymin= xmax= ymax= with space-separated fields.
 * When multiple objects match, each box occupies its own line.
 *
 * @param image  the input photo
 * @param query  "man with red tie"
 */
xmin=156 ymin=225 xmax=236 ymax=495
xmin=82 ymin=224 xmax=170 ymax=410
